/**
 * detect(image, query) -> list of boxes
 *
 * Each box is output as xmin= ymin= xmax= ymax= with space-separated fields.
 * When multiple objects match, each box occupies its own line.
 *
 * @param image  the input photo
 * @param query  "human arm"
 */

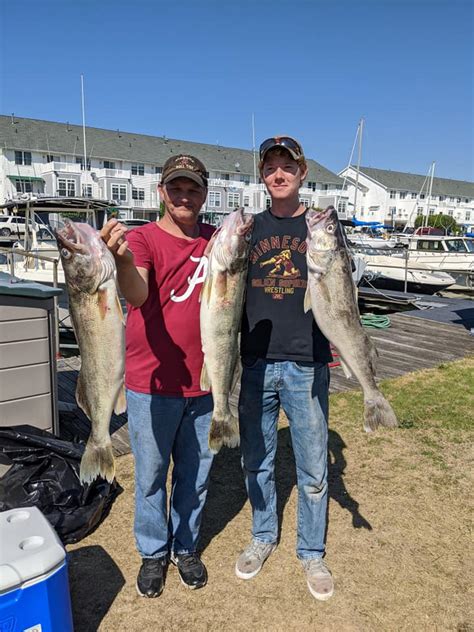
xmin=100 ymin=219 xmax=149 ymax=307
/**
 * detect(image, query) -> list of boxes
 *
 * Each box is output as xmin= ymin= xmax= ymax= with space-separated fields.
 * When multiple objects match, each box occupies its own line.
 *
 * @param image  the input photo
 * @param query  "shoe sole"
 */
xmin=306 ymin=579 xmax=334 ymax=602
xmin=135 ymin=580 xmax=163 ymax=598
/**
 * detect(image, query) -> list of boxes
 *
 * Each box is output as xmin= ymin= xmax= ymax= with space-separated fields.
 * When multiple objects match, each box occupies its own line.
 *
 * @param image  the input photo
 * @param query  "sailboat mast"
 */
xmin=353 ymin=118 xmax=363 ymax=218
xmin=81 ymin=74 xmax=88 ymax=189
xmin=424 ymin=161 xmax=435 ymax=228
xmin=252 ymin=113 xmax=257 ymax=185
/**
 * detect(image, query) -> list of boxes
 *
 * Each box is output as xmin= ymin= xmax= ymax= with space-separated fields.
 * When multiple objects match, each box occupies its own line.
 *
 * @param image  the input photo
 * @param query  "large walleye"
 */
xmin=56 ymin=221 xmax=126 ymax=483
xmin=200 ymin=208 xmax=254 ymax=452
xmin=305 ymin=206 xmax=398 ymax=432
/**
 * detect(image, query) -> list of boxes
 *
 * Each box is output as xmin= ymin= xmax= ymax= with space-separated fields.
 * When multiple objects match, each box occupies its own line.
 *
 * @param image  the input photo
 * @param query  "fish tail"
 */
xmin=363 ymin=393 xmax=398 ymax=432
xmin=208 ymin=411 xmax=240 ymax=454
xmin=80 ymin=438 xmax=115 ymax=484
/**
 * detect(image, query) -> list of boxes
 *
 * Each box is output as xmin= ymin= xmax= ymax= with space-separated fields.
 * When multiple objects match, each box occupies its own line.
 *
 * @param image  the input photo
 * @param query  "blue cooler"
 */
xmin=0 ymin=507 xmax=74 ymax=632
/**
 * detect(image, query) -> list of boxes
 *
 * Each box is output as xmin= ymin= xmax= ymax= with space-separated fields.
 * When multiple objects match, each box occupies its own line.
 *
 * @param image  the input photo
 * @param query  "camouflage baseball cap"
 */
xmin=161 ymin=154 xmax=208 ymax=188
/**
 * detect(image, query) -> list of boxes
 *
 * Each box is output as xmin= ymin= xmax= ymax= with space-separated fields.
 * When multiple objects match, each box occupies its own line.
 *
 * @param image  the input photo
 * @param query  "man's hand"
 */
xmin=100 ymin=219 xmax=134 ymax=266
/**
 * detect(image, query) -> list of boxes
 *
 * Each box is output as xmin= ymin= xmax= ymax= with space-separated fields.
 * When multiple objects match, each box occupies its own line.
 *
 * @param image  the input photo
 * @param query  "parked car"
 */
xmin=0 ymin=215 xmax=52 ymax=239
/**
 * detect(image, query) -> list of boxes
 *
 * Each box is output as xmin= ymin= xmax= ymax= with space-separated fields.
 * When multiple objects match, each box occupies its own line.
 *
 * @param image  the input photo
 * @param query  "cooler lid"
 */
xmin=0 ymin=506 xmax=65 ymax=592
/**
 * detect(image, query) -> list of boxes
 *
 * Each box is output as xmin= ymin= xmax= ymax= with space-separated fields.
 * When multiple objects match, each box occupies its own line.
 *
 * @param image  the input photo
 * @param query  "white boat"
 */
xmin=405 ymin=235 xmax=474 ymax=291
xmin=358 ymin=250 xmax=456 ymax=294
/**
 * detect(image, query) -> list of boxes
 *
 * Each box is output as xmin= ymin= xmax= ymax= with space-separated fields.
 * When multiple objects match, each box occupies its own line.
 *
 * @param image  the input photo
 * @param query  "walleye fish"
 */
xmin=200 ymin=208 xmax=254 ymax=452
xmin=305 ymin=206 xmax=398 ymax=432
xmin=56 ymin=220 xmax=126 ymax=483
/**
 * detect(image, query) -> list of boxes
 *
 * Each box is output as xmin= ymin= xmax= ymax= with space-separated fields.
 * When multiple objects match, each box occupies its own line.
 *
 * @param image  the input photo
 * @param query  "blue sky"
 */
xmin=0 ymin=0 xmax=472 ymax=180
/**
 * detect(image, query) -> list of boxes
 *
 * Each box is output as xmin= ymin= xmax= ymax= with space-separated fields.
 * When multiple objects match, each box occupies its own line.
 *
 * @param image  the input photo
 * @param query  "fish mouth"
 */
xmin=54 ymin=220 xmax=88 ymax=254
xmin=236 ymin=210 xmax=254 ymax=237
xmin=306 ymin=206 xmax=337 ymax=229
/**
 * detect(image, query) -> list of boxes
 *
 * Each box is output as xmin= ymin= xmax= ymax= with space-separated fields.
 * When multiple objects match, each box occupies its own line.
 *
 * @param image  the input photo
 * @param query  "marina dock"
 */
xmin=57 ymin=309 xmax=474 ymax=457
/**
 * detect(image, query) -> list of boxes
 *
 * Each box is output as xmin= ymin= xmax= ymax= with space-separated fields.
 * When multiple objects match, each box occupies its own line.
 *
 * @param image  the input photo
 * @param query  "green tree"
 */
xmin=414 ymin=213 xmax=459 ymax=234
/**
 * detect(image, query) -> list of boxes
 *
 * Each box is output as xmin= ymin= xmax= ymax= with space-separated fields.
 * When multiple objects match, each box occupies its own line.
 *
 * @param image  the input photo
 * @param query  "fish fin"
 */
xmin=200 ymin=361 xmax=211 ymax=391
xmin=339 ymin=358 xmax=353 ymax=379
xmin=201 ymin=276 xmax=213 ymax=305
xmin=230 ymin=359 xmax=242 ymax=395
xmin=363 ymin=393 xmax=398 ymax=432
xmin=75 ymin=374 xmax=92 ymax=419
xmin=209 ymin=411 xmax=240 ymax=454
xmin=114 ymin=384 xmax=127 ymax=415
xmin=115 ymin=293 xmax=125 ymax=325
xmin=303 ymin=285 xmax=312 ymax=313
xmin=80 ymin=438 xmax=115 ymax=484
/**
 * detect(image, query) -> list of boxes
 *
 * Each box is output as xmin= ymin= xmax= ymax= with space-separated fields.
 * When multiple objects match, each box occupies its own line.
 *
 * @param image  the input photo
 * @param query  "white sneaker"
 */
xmin=235 ymin=540 xmax=277 ymax=580
xmin=301 ymin=558 xmax=334 ymax=601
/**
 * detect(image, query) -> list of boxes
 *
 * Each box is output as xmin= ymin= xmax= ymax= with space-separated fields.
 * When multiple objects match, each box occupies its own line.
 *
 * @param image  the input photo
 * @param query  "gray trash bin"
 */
xmin=0 ymin=272 xmax=63 ymax=434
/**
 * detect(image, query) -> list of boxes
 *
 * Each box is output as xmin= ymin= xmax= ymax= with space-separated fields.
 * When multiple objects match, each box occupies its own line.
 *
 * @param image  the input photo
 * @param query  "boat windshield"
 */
xmin=444 ymin=239 xmax=468 ymax=253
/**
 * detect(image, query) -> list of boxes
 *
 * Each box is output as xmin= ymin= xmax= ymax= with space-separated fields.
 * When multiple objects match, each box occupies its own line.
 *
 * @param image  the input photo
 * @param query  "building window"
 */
xmin=337 ymin=200 xmax=347 ymax=214
xmin=112 ymin=184 xmax=127 ymax=202
xmin=104 ymin=160 xmax=116 ymax=169
xmin=299 ymin=198 xmax=310 ymax=208
xmin=208 ymin=191 xmax=221 ymax=208
xmin=82 ymin=184 xmax=93 ymax=198
xmin=411 ymin=192 xmax=417 ymax=199
xmin=265 ymin=196 xmax=271 ymax=209
xmin=466 ymin=211 xmax=471 ymax=220
xmin=464 ymin=198 xmax=469 ymax=204
xmin=389 ymin=206 xmax=396 ymax=216
xmin=307 ymin=181 xmax=316 ymax=192
xmin=131 ymin=163 xmax=145 ymax=176
xmin=241 ymin=175 xmax=250 ymax=185
xmin=155 ymin=166 xmax=162 ymax=174
xmin=389 ymin=190 xmax=396 ymax=199
xmin=58 ymin=179 xmax=76 ymax=197
xmin=438 ymin=195 xmax=445 ymax=201
xmin=75 ymin=157 xmax=91 ymax=171
xmin=417 ymin=207 xmax=424 ymax=215
xmin=429 ymin=208 xmax=435 ymax=216
xmin=132 ymin=187 xmax=145 ymax=201
xmin=399 ymin=191 xmax=407 ymax=200
xmin=46 ymin=154 xmax=60 ymax=163
xmin=447 ymin=209 xmax=453 ymax=216
xmin=420 ymin=194 xmax=425 ymax=199
xmin=15 ymin=179 xmax=33 ymax=193
xmin=243 ymin=195 xmax=250 ymax=207
xmin=227 ymin=192 xmax=240 ymax=208
xmin=15 ymin=151 xmax=32 ymax=165
xmin=456 ymin=198 xmax=461 ymax=203
xmin=223 ymin=174 xmax=230 ymax=181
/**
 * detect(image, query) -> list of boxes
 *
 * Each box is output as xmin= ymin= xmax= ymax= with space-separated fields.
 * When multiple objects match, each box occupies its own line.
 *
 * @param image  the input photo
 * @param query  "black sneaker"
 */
xmin=136 ymin=557 xmax=168 ymax=598
xmin=171 ymin=552 xmax=207 ymax=589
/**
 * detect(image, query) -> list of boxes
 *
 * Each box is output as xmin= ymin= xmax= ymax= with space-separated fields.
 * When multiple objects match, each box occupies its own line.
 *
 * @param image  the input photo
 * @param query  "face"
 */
xmin=159 ymin=177 xmax=207 ymax=225
xmin=261 ymin=149 xmax=308 ymax=201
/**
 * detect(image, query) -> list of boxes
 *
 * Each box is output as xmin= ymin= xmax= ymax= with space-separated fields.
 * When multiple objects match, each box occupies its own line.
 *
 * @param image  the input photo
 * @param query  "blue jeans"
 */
xmin=126 ymin=389 xmax=214 ymax=559
xmin=238 ymin=359 xmax=329 ymax=560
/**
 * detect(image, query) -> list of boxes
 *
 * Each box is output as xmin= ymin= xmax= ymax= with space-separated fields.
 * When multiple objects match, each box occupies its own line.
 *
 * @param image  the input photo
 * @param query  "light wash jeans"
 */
xmin=126 ymin=389 xmax=214 ymax=559
xmin=238 ymin=359 xmax=329 ymax=560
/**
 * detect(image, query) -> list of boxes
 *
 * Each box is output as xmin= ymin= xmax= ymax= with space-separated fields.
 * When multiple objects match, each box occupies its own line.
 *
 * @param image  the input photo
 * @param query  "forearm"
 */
xmin=115 ymin=261 xmax=148 ymax=307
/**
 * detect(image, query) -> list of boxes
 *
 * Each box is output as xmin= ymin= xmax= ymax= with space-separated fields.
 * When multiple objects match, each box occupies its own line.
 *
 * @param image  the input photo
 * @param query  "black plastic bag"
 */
xmin=0 ymin=425 xmax=122 ymax=544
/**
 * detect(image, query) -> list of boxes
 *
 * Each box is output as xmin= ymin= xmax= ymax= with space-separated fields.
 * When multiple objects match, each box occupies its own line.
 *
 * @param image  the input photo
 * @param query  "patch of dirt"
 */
xmin=67 ymin=410 xmax=473 ymax=632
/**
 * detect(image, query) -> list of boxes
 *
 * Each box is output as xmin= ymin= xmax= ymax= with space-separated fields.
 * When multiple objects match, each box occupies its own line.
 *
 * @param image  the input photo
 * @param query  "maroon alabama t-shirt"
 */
xmin=125 ymin=221 xmax=215 ymax=396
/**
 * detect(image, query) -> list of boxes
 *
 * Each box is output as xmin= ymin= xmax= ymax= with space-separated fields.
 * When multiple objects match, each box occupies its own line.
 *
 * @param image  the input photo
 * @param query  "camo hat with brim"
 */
xmin=161 ymin=155 xmax=208 ymax=188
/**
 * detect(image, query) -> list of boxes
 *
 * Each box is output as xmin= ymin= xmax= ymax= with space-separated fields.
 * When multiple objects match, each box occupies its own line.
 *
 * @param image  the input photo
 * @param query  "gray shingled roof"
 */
xmin=0 ymin=115 xmax=342 ymax=184
xmin=355 ymin=166 xmax=474 ymax=198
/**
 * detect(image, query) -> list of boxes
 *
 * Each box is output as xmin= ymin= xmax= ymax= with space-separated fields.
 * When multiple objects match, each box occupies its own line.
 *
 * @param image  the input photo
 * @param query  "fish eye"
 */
xmin=326 ymin=224 xmax=335 ymax=233
xmin=61 ymin=248 xmax=72 ymax=259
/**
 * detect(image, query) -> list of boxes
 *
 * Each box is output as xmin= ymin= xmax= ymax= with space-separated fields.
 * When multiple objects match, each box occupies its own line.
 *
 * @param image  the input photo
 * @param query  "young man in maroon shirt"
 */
xmin=101 ymin=155 xmax=214 ymax=597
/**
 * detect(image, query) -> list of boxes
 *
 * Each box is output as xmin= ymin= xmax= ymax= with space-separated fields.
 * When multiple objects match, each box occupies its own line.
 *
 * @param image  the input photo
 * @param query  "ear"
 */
xmin=299 ymin=163 xmax=308 ymax=184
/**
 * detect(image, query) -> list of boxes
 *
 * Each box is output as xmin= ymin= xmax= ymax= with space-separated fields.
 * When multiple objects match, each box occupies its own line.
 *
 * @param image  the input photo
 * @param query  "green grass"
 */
xmin=331 ymin=356 xmax=474 ymax=433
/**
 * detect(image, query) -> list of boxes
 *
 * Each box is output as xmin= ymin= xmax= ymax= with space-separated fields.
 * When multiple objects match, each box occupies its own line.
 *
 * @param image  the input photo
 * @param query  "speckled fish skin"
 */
xmin=305 ymin=206 xmax=398 ymax=432
xmin=56 ymin=220 xmax=126 ymax=483
xmin=200 ymin=208 xmax=254 ymax=452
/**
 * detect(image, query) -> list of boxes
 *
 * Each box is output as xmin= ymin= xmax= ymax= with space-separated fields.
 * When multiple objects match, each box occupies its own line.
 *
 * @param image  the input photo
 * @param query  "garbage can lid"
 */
xmin=0 ymin=272 xmax=63 ymax=299
xmin=0 ymin=507 xmax=65 ymax=592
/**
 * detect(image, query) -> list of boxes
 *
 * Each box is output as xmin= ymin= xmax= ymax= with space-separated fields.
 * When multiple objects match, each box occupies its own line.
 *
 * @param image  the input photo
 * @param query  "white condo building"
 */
xmin=339 ymin=165 xmax=474 ymax=231
xmin=0 ymin=115 xmax=348 ymax=221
